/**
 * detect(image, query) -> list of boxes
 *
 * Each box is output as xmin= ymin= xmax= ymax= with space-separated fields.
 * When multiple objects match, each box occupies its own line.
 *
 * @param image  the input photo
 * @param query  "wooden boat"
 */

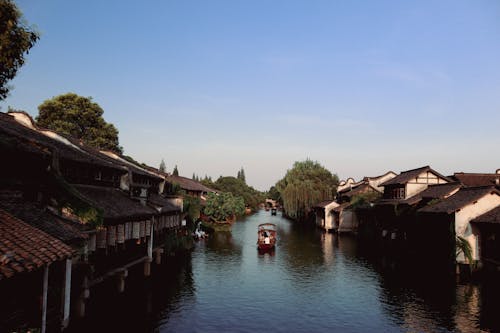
xmin=257 ymin=223 xmax=277 ymax=251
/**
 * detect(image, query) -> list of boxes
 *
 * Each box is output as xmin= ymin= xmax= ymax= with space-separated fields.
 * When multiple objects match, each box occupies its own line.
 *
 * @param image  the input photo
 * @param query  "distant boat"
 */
xmin=257 ymin=223 xmax=277 ymax=251
xmin=271 ymin=208 xmax=277 ymax=215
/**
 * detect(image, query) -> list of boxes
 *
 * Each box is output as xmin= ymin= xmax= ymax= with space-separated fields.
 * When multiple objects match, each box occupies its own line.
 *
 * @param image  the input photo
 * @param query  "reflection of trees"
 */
xmin=280 ymin=223 xmax=326 ymax=271
xmin=206 ymin=231 xmax=242 ymax=256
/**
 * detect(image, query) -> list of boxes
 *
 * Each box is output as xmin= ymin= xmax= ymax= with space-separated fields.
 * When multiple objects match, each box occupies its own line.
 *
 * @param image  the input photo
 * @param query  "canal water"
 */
xmin=70 ymin=209 xmax=500 ymax=333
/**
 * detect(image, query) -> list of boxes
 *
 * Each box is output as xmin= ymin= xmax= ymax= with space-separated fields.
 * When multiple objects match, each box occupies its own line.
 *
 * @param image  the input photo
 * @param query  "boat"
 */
xmin=271 ymin=208 xmax=277 ymax=215
xmin=257 ymin=223 xmax=277 ymax=251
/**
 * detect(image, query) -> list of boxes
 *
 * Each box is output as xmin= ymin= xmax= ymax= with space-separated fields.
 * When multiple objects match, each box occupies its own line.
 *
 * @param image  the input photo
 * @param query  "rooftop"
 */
xmin=0 ymin=209 xmax=73 ymax=280
xmin=471 ymin=206 xmax=500 ymax=224
xmin=418 ymin=186 xmax=499 ymax=214
xmin=73 ymin=184 xmax=157 ymax=223
xmin=380 ymin=166 xmax=452 ymax=186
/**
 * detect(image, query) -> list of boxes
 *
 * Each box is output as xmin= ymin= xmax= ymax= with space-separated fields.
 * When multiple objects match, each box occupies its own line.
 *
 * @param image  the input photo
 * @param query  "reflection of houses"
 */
xmin=0 ymin=111 xmax=186 ymax=331
xmin=418 ymin=186 xmax=500 ymax=264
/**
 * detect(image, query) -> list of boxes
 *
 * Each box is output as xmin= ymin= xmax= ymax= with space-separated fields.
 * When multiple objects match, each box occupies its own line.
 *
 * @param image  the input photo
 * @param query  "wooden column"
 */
xmin=116 ymin=270 xmax=128 ymax=293
xmin=41 ymin=264 xmax=49 ymax=333
xmin=155 ymin=249 xmax=164 ymax=265
xmin=61 ymin=258 xmax=72 ymax=329
xmin=76 ymin=276 xmax=89 ymax=318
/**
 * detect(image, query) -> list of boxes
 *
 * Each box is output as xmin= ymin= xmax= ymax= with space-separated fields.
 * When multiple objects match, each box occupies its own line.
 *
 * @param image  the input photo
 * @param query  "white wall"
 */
xmin=338 ymin=209 xmax=358 ymax=233
xmin=455 ymin=193 xmax=500 ymax=262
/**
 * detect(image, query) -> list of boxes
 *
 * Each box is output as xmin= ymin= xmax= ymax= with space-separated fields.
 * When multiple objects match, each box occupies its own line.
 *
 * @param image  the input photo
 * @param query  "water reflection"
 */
xmin=67 ymin=210 xmax=500 ymax=332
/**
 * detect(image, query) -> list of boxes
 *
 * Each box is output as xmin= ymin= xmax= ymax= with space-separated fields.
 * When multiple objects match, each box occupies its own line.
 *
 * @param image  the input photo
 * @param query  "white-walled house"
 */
xmin=380 ymin=166 xmax=451 ymax=201
xmin=418 ymin=186 xmax=500 ymax=264
xmin=313 ymin=200 xmax=339 ymax=232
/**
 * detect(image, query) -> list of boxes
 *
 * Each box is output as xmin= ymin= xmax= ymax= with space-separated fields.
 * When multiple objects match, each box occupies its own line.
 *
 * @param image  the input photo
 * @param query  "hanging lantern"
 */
xmin=89 ymin=233 xmax=96 ymax=252
xmin=96 ymin=228 xmax=107 ymax=249
xmin=132 ymin=222 xmax=140 ymax=239
xmin=117 ymin=224 xmax=125 ymax=244
xmin=140 ymin=221 xmax=146 ymax=239
xmin=107 ymin=225 xmax=116 ymax=246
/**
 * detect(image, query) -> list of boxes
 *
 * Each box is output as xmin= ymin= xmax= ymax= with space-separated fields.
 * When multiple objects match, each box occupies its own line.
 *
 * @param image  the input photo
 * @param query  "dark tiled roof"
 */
xmin=332 ymin=202 xmax=351 ymax=212
xmin=166 ymin=175 xmax=216 ymax=193
xmin=313 ymin=200 xmax=337 ymax=208
xmin=148 ymin=193 xmax=181 ymax=213
xmin=74 ymin=144 xmax=160 ymax=181
xmin=73 ymin=184 xmax=156 ymax=223
xmin=418 ymin=186 xmax=499 ymax=214
xmin=0 ymin=209 xmax=73 ymax=280
xmin=472 ymin=206 xmax=500 ymax=224
xmin=0 ymin=200 xmax=88 ymax=244
xmin=451 ymin=173 xmax=499 ymax=187
xmin=417 ymin=182 xmax=462 ymax=199
xmin=0 ymin=112 xmax=124 ymax=171
xmin=339 ymin=183 xmax=380 ymax=197
xmin=380 ymin=166 xmax=452 ymax=186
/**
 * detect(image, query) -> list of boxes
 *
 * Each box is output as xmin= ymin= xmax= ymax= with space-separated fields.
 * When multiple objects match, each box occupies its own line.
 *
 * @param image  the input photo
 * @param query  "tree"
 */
xmin=267 ymin=186 xmax=281 ymax=202
xmin=237 ymin=167 xmax=246 ymax=183
xmin=276 ymin=159 xmax=339 ymax=221
xmin=0 ymin=0 xmax=39 ymax=100
xmin=36 ymin=93 xmax=123 ymax=153
xmin=172 ymin=165 xmax=179 ymax=176
xmin=212 ymin=176 xmax=264 ymax=211
xmin=203 ymin=192 xmax=245 ymax=222
xmin=159 ymin=159 xmax=166 ymax=173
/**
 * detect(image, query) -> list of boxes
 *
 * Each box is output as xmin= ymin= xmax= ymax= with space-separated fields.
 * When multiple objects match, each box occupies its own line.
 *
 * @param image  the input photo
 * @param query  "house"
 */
xmin=418 ymin=186 xmax=500 ymax=265
xmin=450 ymin=171 xmax=500 ymax=188
xmin=1 ymin=111 xmax=186 ymax=324
xmin=313 ymin=200 xmax=339 ymax=231
xmin=471 ymin=206 xmax=500 ymax=269
xmin=379 ymin=166 xmax=451 ymax=202
xmin=0 ymin=208 xmax=74 ymax=333
xmin=165 ymin=174 xmax=216 ymax=200
xmin=372 ymin=166 xmax=452 ymax=241
xmin=335 ymin=171 xmax=396 ymax=234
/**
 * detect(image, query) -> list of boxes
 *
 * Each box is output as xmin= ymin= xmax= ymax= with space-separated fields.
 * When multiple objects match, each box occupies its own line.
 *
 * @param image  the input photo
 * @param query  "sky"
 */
xmin=2 ymin=0 xmax=500 ymax=191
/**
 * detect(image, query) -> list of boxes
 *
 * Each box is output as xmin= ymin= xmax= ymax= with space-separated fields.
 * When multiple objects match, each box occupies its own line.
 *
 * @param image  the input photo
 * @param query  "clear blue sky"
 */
xmin=2 ymin=0 xmax=500 ymax=191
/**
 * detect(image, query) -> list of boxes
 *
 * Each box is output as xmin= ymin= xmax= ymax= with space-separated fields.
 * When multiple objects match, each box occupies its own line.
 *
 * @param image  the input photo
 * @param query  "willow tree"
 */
xmin=276 ymin=159 xmax=338 ymax=221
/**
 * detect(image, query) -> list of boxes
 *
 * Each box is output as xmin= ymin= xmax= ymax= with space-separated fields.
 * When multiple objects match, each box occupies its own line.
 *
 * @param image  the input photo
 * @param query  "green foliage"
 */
xmin=50 ymin=173 xmax=103 ymax=228
xmin=200 ymin=175 xmax=214 ymax=188
xmin=159 ymin=159 xmax=166 ymax=173
xmin=456 ymin=235 xmax=474 ymax=266
xmin=211 ymin=176 xmax=265 ymax=210
xmin=0 ymin=0 xmax=39 ymax=100
xmin=183 ymin=194 xmax=201 ymax=226
xmin=172 ymin=165 xmax=179 ymax=176
xmin=36 ymin=93 xmax=123 ymax=153
xmin=203 ymin=192 xmax=245 ymax=222
xmin=350 ymin=192 xmax=381 ymax=209
xmin=267 ymin=185 xmax=281 ymax=202
xmin=276 ymin=159 xmax=339 ymax=221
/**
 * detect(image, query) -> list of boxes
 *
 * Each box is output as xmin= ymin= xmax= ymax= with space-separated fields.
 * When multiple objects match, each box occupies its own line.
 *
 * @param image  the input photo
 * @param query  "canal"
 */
xmin=69 ymin=209 xmax=500 ymax=332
